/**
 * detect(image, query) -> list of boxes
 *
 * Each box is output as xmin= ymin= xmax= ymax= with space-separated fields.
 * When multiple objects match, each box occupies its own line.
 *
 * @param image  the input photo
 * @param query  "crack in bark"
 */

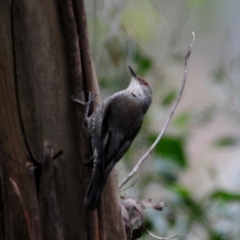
xmin=11 ymin=0 xmax=35 ymax=163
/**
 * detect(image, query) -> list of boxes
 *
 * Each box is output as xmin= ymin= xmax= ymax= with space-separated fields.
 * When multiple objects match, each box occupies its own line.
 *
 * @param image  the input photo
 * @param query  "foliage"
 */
xmin=86 ymin=1 xmax=240 ymax=239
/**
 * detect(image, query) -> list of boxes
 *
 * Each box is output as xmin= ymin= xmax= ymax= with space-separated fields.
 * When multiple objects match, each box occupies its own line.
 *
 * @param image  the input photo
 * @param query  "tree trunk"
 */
xmin=0 ymin=0 xmax=126 ymax=239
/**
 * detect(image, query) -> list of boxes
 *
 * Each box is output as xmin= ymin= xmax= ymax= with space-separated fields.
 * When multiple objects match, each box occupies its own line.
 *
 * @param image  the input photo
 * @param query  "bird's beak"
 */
xmin=128 ymin=66 xmax=137 ymax=78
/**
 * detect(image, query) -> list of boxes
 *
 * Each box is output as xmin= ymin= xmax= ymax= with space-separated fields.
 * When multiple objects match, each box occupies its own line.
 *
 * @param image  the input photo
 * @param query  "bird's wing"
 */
xmin=100 ymin=95 xmax=142 ymax=169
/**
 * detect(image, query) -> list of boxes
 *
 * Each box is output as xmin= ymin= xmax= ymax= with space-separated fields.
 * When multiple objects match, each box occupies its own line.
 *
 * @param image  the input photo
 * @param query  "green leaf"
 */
xmin=209 ymin=190 xmax=240 ymax=202
xmin=208 ymin=232 xmax=227 ymax=240
xmin=213 ymin=137 xmax=238 ymax=148
xmin=170 ymin=185 xmax=190 ymax=198
xmin=162 ymin=90 xmax=177 ymax=107
xmin=170 ymin=185 xmax=205 ymax=219
xmin=151 ymin=135 xmax=187 ymax=168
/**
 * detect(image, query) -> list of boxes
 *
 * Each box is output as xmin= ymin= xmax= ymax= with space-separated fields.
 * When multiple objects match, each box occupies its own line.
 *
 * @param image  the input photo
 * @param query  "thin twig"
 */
xmin=120 ymin=179 xmax=138 ymax=192
xmin=144 ymin=226 xmax=189 ymax=240
xmin=119 ymin=32 xmax=195 ymax=189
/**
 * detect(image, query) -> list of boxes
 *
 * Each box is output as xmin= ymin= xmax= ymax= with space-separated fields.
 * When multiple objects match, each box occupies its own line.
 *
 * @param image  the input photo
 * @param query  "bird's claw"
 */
xmin=72 ymin=92 xmax=98 ymax=106
xmin=87 ymin=92 xmax=98 ymax=104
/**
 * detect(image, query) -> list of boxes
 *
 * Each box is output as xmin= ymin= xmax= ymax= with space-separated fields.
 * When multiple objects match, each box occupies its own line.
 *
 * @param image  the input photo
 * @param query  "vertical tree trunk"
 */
xmin=0 ymin=0 xmax=126 ymax=239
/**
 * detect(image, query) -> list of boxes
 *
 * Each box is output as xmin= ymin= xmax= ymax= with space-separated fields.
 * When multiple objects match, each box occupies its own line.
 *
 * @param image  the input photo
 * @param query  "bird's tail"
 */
xmin=84 ymin=177 xmax=103 ymax=210
xmin=84 ymin=161 xmax=115 ymax=210
xmin=84 ymin=154 xmax=117 ymax=210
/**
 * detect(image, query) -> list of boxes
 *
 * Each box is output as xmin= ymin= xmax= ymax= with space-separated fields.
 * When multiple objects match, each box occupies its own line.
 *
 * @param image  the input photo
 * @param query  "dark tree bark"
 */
xmin=0 ymin=0 xmax=126 ymax=239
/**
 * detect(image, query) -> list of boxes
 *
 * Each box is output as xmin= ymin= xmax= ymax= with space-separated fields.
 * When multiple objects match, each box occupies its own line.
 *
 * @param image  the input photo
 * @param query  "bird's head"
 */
xmin=128 ymin=66 xmax=152 ymax=97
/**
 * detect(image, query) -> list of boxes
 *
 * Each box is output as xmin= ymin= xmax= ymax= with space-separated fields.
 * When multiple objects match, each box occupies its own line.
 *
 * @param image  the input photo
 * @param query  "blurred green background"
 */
xmin=85 ymin=0 xmax=240 ymax=239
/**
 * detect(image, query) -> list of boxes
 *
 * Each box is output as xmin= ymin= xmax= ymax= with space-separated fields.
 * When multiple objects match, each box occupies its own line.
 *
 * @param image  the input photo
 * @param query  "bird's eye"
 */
xmin=142 ymin=80 xmax=149 ymax=86
xmin=138 ymin=77 xmax=149 ymax=86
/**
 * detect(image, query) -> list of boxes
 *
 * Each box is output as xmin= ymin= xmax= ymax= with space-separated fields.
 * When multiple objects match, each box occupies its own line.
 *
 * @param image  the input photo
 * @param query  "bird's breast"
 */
xmin=108 ymin=95 xmax=144 ymax=133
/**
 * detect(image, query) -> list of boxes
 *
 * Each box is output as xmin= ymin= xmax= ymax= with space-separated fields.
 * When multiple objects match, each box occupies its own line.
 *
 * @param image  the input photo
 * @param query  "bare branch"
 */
xmin=119 ymin=32 xmax=195 ymax=189
xmin=120 ymin=179 xmax=138 ymax=192
xmin=144 ymin=226 xmax=189 ymax=240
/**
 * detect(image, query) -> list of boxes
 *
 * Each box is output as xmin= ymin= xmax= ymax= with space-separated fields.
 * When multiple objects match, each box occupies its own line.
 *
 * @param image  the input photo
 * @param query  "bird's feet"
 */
xmin=71 ymin=92 xmax=98 ymax=106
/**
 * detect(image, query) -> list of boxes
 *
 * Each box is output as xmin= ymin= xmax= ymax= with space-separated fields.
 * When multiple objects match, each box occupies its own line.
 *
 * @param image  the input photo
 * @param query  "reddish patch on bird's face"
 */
xmin=137 ymin=76 xmax=149 ymax=86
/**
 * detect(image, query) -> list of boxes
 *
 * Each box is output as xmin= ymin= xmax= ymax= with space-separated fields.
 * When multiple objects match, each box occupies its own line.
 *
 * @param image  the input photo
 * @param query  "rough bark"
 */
xmin=0 ymin=0 xmax=126 ymax=239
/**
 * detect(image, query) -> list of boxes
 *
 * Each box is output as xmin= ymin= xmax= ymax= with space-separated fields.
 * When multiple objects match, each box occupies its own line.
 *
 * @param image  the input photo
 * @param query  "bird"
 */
xmin=72 ymin=66 xmax=152 ymax=210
